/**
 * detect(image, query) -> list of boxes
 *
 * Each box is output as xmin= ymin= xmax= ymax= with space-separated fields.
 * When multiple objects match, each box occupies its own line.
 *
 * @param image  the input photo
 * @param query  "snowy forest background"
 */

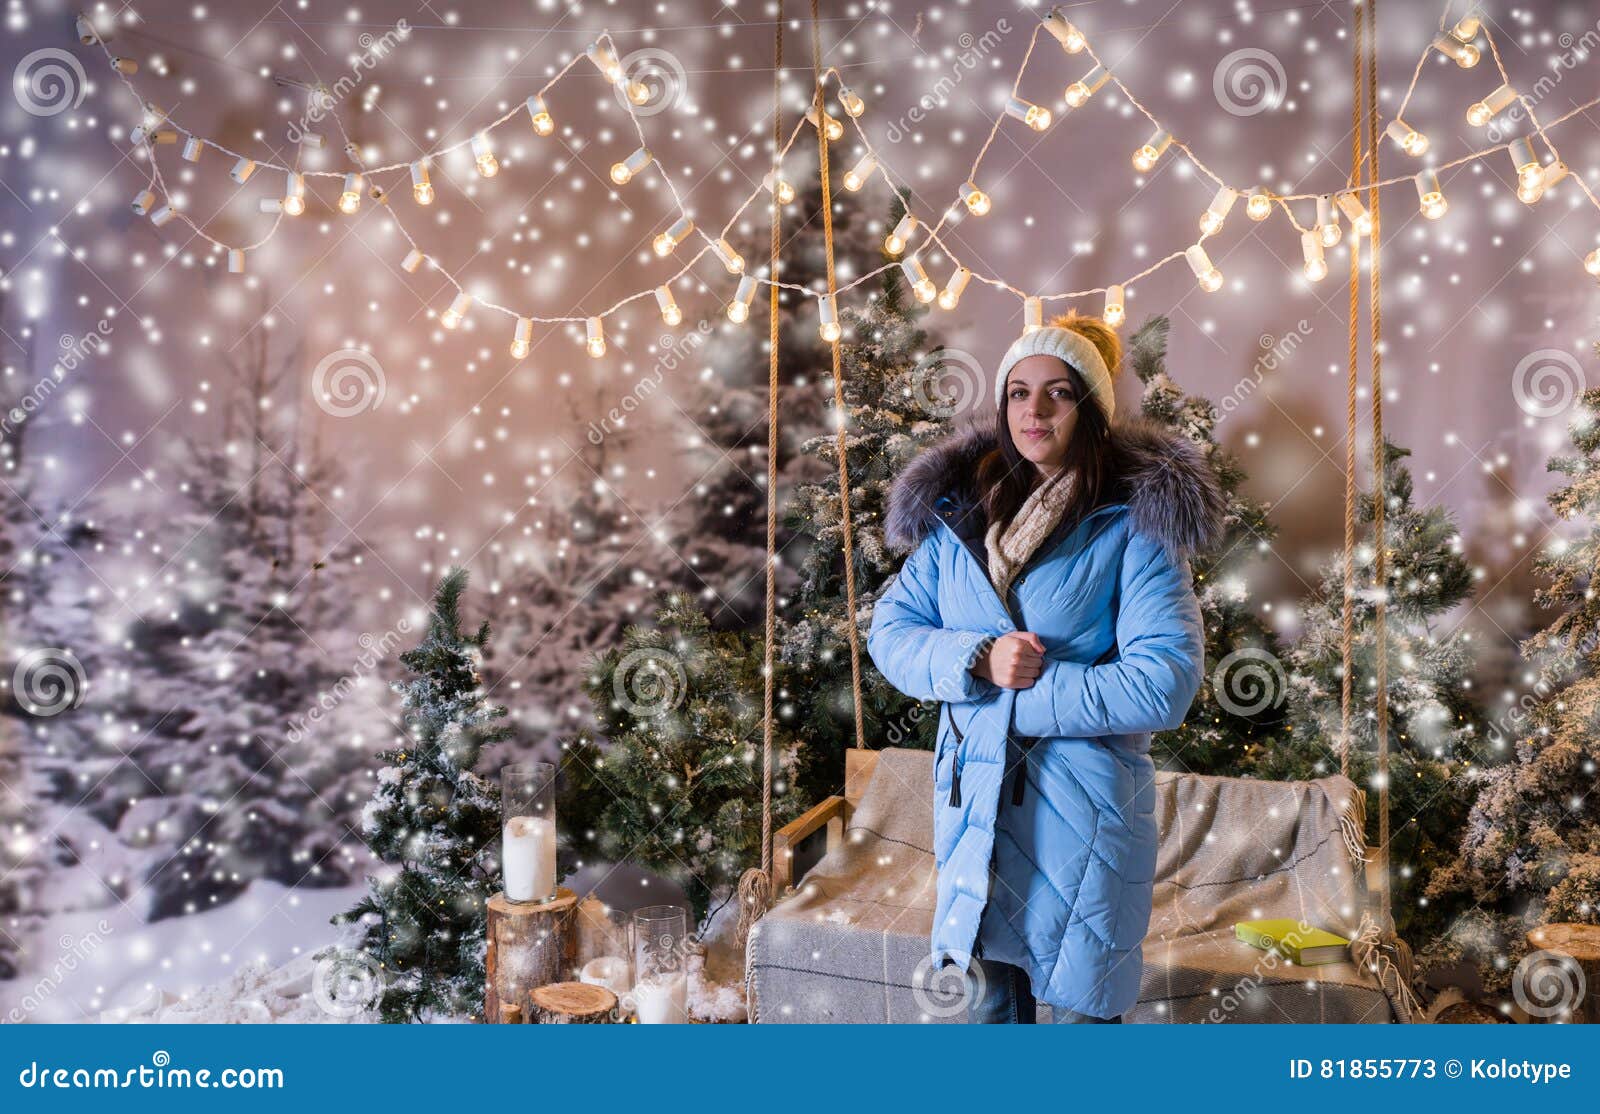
xmin=4 ymin=0 xmax=1600 ymax=1022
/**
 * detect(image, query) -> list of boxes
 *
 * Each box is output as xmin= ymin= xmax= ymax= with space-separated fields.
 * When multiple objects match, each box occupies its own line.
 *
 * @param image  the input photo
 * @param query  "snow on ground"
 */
xmin=2 ymin=880 xmax=365 ymax=1023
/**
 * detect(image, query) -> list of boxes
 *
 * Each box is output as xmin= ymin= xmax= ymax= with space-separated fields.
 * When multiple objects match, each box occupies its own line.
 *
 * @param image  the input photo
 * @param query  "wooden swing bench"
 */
xmin=746 ymin=748 xmax=1410 ymax=1024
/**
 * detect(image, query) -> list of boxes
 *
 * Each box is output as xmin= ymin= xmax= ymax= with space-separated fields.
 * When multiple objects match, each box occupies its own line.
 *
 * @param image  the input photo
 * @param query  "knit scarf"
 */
xmin=985 ymin=469 xmax=1078 ymax=601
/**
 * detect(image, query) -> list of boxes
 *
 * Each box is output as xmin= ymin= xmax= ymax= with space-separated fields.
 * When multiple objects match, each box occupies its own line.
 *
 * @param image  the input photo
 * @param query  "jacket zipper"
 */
xmin=944 ymin=704 xmax=964 ymax=809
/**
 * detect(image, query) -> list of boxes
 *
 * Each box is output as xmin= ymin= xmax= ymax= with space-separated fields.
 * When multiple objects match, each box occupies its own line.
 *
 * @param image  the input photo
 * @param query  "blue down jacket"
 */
xmin=867 ymin=419 xmax=1225 ymax=1019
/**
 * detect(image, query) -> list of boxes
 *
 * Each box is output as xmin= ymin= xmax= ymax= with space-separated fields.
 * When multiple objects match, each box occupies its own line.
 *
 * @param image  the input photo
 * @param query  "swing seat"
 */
xmin=745 ymin=748 xmax=1403 ymax=1023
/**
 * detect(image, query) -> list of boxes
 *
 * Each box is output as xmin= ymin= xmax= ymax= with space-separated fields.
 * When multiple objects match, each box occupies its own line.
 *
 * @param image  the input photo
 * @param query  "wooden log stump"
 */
xmin=1525 ymin=923 xmax=1600 ymax=1024
xmin=529 ymin=982 xmax=618 ymax=1024
xmin=485 ymin=888 xmax=579 ymax=1023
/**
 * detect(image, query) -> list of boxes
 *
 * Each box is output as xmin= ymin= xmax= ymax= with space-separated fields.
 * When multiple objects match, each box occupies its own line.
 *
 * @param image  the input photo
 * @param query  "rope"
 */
xmin=812 ymin=0 xmax=868 ymax=752
xmin=736 ymin=0 xmax=784 ymax=950
xmin=1339 ymin=0 xmax=1364 ymax=782
xmin=1366 ymin=0 xmax=1394 ymax=938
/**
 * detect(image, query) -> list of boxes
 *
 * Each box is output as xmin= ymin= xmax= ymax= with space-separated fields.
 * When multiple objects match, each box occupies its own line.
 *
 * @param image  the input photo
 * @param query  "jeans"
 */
xmin=963 ymin=957 xmax=1122 ymax=1024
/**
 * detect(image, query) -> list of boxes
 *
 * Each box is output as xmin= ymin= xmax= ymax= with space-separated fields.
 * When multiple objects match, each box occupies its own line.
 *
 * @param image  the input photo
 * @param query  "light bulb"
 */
xmin=1451 ymin=13 xmax=1482 ymax=43
xmin=440 ymin=292 xmax=472 ymax=329
xmin=181 ymin=137 xmax=204 ymax=163
xmin=149 ymin=204 xmax=177 ymax=227
xmin=1508 ymin=137 xmax=1543 ymax=191
xmin=283 ymin=172 xmax=305 ymax=217
xmin=585 ymin=317 xmax=606 ymax=358
xmin=937 ymin=267 xmax=971 ymax=310
xmin=1316 ymin=195 xmax=1342 ymax=248
xmin=1200 ymin=187 xmax=1237 ymax=236
xmin=806 ymin=106 xmax=844 ymax=141
xmin=471 ymin=132 xmax=498 ymax=177
xmin=1185 ymin=244 xmax=1223 ymax=292
xmin=111 ymin=57 xmax=138 ymax=74
xmin=1335 ymin=191 xmax=1373 ymax=237
xmin=960 ymin=181 xmax=991 ymax=216
xmin=299 ymin=132 xmax=325 ymax=150
xmin=1385 ymin=119 xmax=1429 ymax=157
xmin=819 ymin=295 xmax=840 ymax=342
xmin=339 ymin=172 xmax=364 ymax=215
xmin=653 ymin=217 xmax=694 ymax=257
xmin=1584 ymin=249 xmax=1600 ymax=277
xmin=624 ymin=79 xmax=650 ymax=106
xmin=1024 ymin=296 xmax=1043 ymax=333
xmin=259 ymin=199 xmax=282 ymax=214
xmin=1132 ymin=130 xmax=1171 ymax=173
xmin=1004 ymin=96 xmax=1051 ymax=131
xmin=655 ymin=286 xmax=682 ymax=327
xmin=1301 ymin=231 xmax=1328 ymax=282
xmin=1064 ymin=66 xmax=1108 ymax=109
xmin=1432 ymin=33 xmax=1479 ymax=67
xmin=1246 ymin=191 xmax=1273 ymax=221
xmin=884 ymin=213 xmax=916 ymax=256
xmin=1467 ymin=83 xmax=1517 ymax=128
xmin=1517 ymin=181 xmax=1545 ymax=205
xmin=843 ymin=154 xmax=877 ymax=192
xmin=131 ymin=190 xmax=156 ymax=216
xmin=402 ymin=249 xmax=425 ymax=273
xmin=526 ymin=96 xmax=554 ymax=136
xmin=837 ymin=86 xmax=865 ymax=117
xmin=228 ymin=250 xmax=245 ymax=274
xmin=76 ymin=14 xmax=96 ymax=43
xmin=610 ymin=147 xmax=650 ymax=186
xmin=1043 ymin=9 xmax=1087 ymax=53
xmin=1415 ymin=170 xmax=1448 ymax=220
xmin=902 ymin=258 xmax=936 ymax=304
xmin=1103 ymin=284 xmax=1126 ymax=328
xmin=230 ymin=157 xmax=256 ymax=184
xmin=763 ymin=171 xmax=795 ymax=204
xmin=727 ymin=275 xmax=758 ymax=324
xmin=510 ymin=318 xmax=533 ymax=360
xmin=586 ymin=42 xmax=622 ymax=83
xmin=411 ymin=162 xmax=434 ymax=205
xmin=712 ymin=238 xmax=745 ymax=274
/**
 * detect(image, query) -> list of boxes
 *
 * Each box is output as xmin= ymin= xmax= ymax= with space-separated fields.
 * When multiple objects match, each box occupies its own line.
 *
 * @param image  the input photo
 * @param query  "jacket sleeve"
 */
xmin=1011 ymin=530 xmax=1204 ymax=738
xmin=867 ymin=535 xmax=995 ymax=705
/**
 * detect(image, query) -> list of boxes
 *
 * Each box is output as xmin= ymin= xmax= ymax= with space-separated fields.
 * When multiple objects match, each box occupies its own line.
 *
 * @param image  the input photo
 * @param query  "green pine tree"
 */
xmin=1253 ymin=442 xmax=1483 ymax=948
xmin=340 ymin=569 xmax=510 ymax=1022
xmin=1125 ymin=316 xmax=1291 ymax=774
xmin=558 ymin=594 xmax=804 ymax=922
xmin=1422 ymin=382 xmax=1600 ymax=1001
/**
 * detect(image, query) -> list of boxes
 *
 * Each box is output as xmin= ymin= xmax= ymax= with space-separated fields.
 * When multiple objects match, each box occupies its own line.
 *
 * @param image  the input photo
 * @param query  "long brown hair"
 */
xmin=978 ymin=312 xmax=1121 ymax=536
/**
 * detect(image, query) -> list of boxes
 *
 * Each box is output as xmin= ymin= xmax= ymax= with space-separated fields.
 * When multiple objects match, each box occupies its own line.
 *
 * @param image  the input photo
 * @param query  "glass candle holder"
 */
xmin=630 ymin=905 xmax=690 ymax=1024
xmin=501 ymin=762 xmax=556 ymax=904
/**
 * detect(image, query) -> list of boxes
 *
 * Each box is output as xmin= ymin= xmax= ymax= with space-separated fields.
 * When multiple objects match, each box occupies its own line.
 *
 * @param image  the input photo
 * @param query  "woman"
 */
xmin=867 ymin=314 xmax=1224 ymax=1023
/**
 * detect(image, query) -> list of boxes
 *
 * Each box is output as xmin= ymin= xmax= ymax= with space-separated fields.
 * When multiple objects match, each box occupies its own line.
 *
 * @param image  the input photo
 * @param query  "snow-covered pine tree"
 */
xmin=1422 ymin=382 xmax=1600 ymax=997
xmin=558 ymin=594 xmax=804 ymax=923
xmin=1254 ymin=441 xmax=1484 ymax=947
xmin=341 ymin=568 xmax=509 ymax=1022
xmin=1124 ymin=316 xmax=1292 ymax=773
xmin=778 ymin=261 xmax=954 ymax=802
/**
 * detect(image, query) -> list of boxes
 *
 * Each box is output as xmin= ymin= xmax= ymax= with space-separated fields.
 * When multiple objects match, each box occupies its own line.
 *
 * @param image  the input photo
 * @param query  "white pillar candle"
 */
xmin=502 ymin=815 xmax=556 ymax=903
xmin=631 ymin=972 xmax=688 ymax=1024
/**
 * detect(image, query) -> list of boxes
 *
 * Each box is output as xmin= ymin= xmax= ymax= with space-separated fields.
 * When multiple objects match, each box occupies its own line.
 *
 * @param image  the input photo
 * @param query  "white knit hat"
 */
xmin=992 ymin=325 xmax=1115 ymax=422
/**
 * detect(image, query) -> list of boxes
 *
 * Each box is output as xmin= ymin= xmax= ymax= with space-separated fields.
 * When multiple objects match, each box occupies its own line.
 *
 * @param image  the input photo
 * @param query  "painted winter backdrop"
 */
xmin=3 ymin=0 xmax=1600 ymax=1020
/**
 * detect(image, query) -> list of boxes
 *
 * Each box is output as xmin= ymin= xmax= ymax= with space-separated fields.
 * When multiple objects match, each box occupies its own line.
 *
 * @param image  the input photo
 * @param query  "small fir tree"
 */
xmin=341 ymin=569 xmax=509 ymax=1022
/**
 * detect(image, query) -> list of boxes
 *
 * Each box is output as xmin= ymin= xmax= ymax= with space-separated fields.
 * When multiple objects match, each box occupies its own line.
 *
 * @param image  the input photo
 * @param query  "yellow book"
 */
xmin=1233 ymin=918 xmax=1349 ymax=966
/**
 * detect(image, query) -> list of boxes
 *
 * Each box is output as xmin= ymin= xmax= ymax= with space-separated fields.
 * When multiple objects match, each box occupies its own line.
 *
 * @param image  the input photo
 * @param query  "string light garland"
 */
xmin=74 ymin=1 xmax=1600 ymax=358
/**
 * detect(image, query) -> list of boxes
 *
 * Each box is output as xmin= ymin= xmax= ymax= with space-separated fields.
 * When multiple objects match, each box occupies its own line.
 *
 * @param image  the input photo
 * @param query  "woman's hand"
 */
xmin=971 ymin=632 xmax=1045 ymax=689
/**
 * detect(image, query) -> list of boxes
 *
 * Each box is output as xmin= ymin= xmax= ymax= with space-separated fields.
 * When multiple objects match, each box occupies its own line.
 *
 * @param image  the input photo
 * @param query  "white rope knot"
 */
xmin=735 ymin=866 xmax=773 ymax=950
xmin=1348 ymin=910 xmax=1420 ymax=1022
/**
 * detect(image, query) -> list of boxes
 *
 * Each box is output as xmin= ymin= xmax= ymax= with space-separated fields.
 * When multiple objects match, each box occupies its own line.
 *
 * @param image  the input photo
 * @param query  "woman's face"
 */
xmin=1003 ymin=355 xmax=1081 ymax=473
